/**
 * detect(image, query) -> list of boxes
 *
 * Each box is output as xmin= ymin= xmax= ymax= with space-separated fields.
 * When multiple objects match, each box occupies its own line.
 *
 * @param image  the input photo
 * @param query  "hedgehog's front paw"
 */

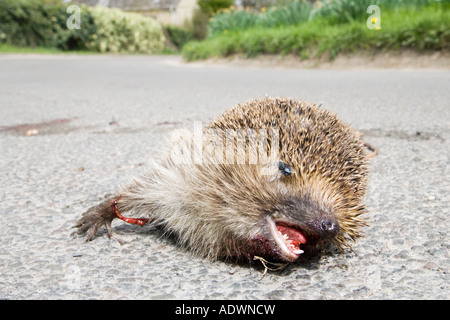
xmin=73 ymin=198 xmax=117 ymax=241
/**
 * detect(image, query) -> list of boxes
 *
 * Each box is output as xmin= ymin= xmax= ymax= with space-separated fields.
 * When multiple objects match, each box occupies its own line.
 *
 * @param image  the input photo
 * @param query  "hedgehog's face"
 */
xmin=194 ymin=128 xmax=365 ymax=263
xmin=248 ymin=161 xmax=340 ymax=262
xmin=265 ymin=195 xmax=340 ymax=262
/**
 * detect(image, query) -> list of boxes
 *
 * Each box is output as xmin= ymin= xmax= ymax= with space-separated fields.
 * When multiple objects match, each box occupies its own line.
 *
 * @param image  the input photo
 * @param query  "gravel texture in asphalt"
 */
xmin=0 ymin=55 xmax=448 ymax=299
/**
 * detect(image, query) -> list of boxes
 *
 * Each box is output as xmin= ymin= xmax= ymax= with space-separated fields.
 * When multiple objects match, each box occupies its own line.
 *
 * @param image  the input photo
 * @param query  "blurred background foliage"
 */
xmin=208 ymin=0 xmax=449 ymax=36
xmin=0 ymin=0 xmax=448 ymax=58
xmin=182 ymin=0 xmax=449 ymax=60
xmin=0 ymin=0 xmax=165 ymax=53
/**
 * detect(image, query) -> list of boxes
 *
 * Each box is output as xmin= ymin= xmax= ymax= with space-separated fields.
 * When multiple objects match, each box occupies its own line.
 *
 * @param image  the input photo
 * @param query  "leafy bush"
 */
xmin=0 ymin=0 xmax=165 ymax=53
xmin=0 ymin=0 xmax=96 ymax=50
xmin=86 ymin=6 xmax=165 ymax=53
xmin=190 ymin=7 xmax=210 ymax=40
xmin=197 ymin=0 xmax=234 ymax=15
xmin=319 ymin=0 xmax=381 ymax=24
xmin=165 ymin=25 xmax=192 ymax=50
xmin=47 ymin=4 xmax=97 ymax=50
xmin=208 ymin=1 xmax=316 ymax=37
xmin=208 ymin=9 xmax=257 ymax=36
xmin=0 ymin=0 xmax=54 ymax=47
xmin=260 ymin=1 xmax=316 ymax=28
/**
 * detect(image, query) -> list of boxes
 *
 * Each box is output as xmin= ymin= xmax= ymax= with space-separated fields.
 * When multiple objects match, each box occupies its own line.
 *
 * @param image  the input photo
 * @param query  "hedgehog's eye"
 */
xmin=278 ymin=162 xmax=293 ymax=177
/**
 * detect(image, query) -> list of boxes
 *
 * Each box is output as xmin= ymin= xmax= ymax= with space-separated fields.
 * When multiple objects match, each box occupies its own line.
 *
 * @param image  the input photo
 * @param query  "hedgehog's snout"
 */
xmin=277 ymin=196 xmax=339 ymax=238
xmin=319 ymin=216 xmax=340 ymax=238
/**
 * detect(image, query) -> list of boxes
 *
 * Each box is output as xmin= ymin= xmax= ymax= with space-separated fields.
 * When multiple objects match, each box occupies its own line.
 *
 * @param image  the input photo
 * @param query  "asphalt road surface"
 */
xmin=0 ymin=55 xmax=448 ymax=300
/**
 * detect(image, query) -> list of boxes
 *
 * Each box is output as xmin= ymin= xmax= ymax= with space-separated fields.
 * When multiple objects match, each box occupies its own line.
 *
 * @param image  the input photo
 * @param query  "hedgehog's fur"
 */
xmin=74 ymin=97 xmax=370 ymax=263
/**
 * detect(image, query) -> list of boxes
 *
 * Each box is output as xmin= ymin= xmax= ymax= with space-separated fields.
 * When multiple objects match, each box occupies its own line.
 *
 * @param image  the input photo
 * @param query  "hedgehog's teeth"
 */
xmin=278 ymin=230 xmax=289 ymax=240
xmin=269 ymin=218 xmax=306 ymax=260
xmin=286 ymin=239 xmax=301 ymax=251
xmin=292 ymin=248 xmax=304 ymax=255
xmin=279 ymin=231 xmax=304 ymax=254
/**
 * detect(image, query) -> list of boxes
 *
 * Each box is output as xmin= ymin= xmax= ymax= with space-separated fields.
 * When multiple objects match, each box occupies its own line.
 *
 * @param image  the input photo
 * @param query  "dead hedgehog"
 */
xmin=74 ymin=97 xmax=371 ymax=265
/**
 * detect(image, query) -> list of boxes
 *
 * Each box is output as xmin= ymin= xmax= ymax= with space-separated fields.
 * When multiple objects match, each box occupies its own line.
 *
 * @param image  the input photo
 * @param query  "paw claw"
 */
xmin=73 ymin=197 xmax=117 ymax=241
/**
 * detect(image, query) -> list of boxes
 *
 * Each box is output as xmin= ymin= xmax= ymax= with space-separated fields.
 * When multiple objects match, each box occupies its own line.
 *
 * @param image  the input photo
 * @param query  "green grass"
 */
xmin=0 ymin=43 xmax=183 ymax=56
xmin=0 ymin=43 xmax=170 ymax=56
xmin=208 ymin=0 xmax=445 ymax=36
xmin=182 ymin=3 xmax=449 ymax=61
xmin=0 ymin=43 xmax=100 ymax=54
xmin=0 ymin=44 xmax=64 ymax=54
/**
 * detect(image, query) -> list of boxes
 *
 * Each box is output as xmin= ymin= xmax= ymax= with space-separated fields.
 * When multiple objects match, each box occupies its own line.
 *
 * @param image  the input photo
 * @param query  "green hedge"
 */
xmin=0 ymin=0 xmax=165 ymax=53
xmin=87 ymin=6 xmax=164 ymax=53
xmin=0 ymin=0 xmax=58 ymax=47
xmin=165 ymin=25 xmax=192 ymax=50
xmin=182 ymin=3 xmax=450 ymax=61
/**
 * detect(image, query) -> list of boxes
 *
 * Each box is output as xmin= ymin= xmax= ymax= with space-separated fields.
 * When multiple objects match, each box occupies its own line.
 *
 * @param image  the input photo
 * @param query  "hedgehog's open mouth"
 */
xmin=267 ymin=217 xmax=307 ymax=261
